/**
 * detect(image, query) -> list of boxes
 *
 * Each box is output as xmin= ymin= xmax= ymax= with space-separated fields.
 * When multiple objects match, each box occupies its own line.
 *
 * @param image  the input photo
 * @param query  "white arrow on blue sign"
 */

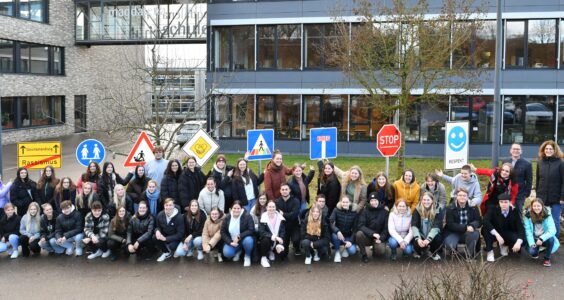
xmin=310 ymin=127 xmax=337 ymax=160
xmin=76 ymin=139 xmax=106 ymax=167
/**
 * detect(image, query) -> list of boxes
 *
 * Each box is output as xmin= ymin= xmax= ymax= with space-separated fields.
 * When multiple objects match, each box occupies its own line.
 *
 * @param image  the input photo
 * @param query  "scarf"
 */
xmin=145 ymin=189 xmax=160 ymax=217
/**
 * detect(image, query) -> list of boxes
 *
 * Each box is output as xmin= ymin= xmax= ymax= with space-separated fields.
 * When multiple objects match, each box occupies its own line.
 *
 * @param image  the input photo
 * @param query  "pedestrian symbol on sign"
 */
xmin=251 ymin=134 xmax=271 ymax=156
xmin=76 ymin=139 xmax=106 ymax=167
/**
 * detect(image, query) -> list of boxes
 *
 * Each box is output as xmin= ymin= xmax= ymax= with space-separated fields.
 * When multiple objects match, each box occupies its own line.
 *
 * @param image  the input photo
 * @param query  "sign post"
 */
xmin=376 ymin=124 xmax=401 ymax=176
xmin=17 ymin=141 xmax=62 ymax=169
xmin=181 ymin=129 xmax=220 ymax=167
xmin=76 ymin=139 xmax=105 ymax=167
xmin=444 ymin=121 xmax=470 ymax=170
xmin=310 ymin=127 xmax=337 ymax=160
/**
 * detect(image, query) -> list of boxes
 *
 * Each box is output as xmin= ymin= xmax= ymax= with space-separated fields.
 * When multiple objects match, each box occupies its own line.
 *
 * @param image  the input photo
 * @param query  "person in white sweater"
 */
xmin=388 ymin=199 xmax=414 ymax=260
xmin=198 ymin=177 xmax=225 ymax=215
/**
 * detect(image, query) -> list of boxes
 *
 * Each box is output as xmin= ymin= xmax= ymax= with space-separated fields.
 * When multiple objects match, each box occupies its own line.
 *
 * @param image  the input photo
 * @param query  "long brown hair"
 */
xmin=55 ymin=177 xmax=76 ymax=196
xmin=111 ymin=206 xmax=130 ymax=233
xmin=374 ymin=172 xmax=394 ymax=200
xmin=37 ymin=165 xmax=59 ymax=189
xmin=233 ymin=158 xmax=251 ymax=184
xmin=538 ymin=140 xmax=563 ymax=160
xmin=185 ymin=199 xmax=203 ymax=223
xmin=529 ymin=198 xmax=548 ymax=224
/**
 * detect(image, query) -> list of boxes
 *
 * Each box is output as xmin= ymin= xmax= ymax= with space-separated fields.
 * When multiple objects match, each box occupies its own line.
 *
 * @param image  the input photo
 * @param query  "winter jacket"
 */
xmin=502 ymin=157 xmax=532 ymax=203
xmin=40 ymin=214 xmax=57 ymax=240
xmin=0 ymin=181 xmax=13 ymax=209
xmin=388 ymin=210 xmax=413 ymax=243
xmin=127 ymin=212 xmax=155 ymax=245
xmin=108 ymin=217 xmax=129 ymax=244
xmin=440 ymin=173 xmax=482 ymax=207
xmin=84 ymin=212 xmax=110 ymax=239
xmin=483 ymin=206 xmax=524 ymax=241
xmin=53 ymin=188 xmax=77 ymax=213
xmin=155 ymin=207 xmax=185 ymax=243
xmin=275 ymin=196 xmax=300 ymax=228
xmin=208 ymin=163 xmax=234 ymax=201
xmin=97 ymin=172 xmax=133 ymax=207
xmin=259 ymin=211 xmax=286 ymax=242
xmin=183 ymin=209 xmax=207 ymax=238
xmin=393 ymin=178 xmax=420 ymax=212
xmin=444 ymin=201 xmax=481 ymax=234
xmin=160 ymin=173 xmax=180 ymax=205
xmin=198 ymin=188 xmax=225 ymax=215
xmin=264 ymin=161 xmax=292 ymax=200
xmin=412 ymin=207 xmax=443 ymax=242
xmin=287 ymin=170 xmax=315 ymax=204
xmin=317 ymin=161 xmax=341 ymax=212
xmin=19 ymin=214 xmax=41 ymax=239
xmin=329 ymin=202 xmax=359 ymax=238
xmin=334 ymin=166 xmax=367 ymax=211
xmin=476 ymin=167 xmax=519 ymax=214
xmin=366 ymin=180 xmax=395 ymax=211
xmin=107 ymin=194 xmax=134 ymax=218
xmin=230 ymin=170 xmax=260 ymax=207
xmin=76 ymin=192 xmax=99 ymax=220
xmin=127 ymin=175 xmax=151 ymax=205
xmin=419 ymin=182 xmax=447 ymax=210
xmin=523 ymin=207 xmax=560 ymax=253
xmin=178 ymin=167 xmax=206 ymax=210
xmin=357 ymin=201 xmax=389 ymax=241
xmin=37 ymin=179 xmax=58 ymax=206
xmin=300 ymin=213 xmax=330 ymax=242
xmin=76 ymin=174 xmax=99 ymax=194
xmin=220 ymin=209 xmax=255 ymax=244
xmin=202 ymin=215 xmax=224 ymax=252
xmin=535 ymin=156 xmax=564 ymax=206
xmin=0 ymin=214 xmax=21 ymax=240
xmin=54 ymin=206 xmax=84 ymax=239
xmin=10 ymin=179 xmax=38 ymax=214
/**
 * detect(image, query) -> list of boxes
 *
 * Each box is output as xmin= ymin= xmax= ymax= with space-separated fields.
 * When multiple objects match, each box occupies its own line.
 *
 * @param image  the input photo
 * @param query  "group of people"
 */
xmin=0 ymin=142 xmax=561 ymax=268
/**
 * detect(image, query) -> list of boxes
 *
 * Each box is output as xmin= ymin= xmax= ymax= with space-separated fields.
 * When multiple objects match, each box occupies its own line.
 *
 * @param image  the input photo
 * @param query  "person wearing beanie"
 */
xmin=355 ymin=192 xmax=389 ymax=263
xmin=482 ymin=193 xmax=524 ymax=262
xmin=207 ymin=154 xmax=233 ymax=208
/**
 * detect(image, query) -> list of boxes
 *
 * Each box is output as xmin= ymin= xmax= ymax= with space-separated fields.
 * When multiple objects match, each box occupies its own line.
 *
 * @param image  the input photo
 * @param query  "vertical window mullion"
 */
xmin=524 ymin=20 xmax=529 ymax=68
xmin=274 ymin=26 xmax=278 ymax=69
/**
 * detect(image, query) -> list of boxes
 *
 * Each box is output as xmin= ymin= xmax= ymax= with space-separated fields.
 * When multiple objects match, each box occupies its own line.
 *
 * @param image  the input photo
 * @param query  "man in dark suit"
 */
xmin=503 ymin=143 xmax=532 ymax=214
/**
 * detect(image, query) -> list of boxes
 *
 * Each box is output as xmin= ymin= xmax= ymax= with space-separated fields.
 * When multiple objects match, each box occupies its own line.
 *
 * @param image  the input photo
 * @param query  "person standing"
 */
xmin=419 ymin=174 xmax=447 ymax=210
xmin=160 ymin=160 xmax=182 ymax=207
xmin=264 ymin=150 xmax=292 ymax=201
xmin=144 ymin=146 xmax=169 ymax=188
xmin=76 ymin=162 xmax=100 ymax=194
xmin=287 ymin=163 xmax=315 ymax=213
xmin=178 ymin=157 xmax=206 ymax=212
xmin=316 ymin=160 xmax=341 ymax=216
xmin=436 ymin=165 xmax=482 ymax=207
xmin=207 ymin=155 xmax=233 ymax=207
xmin=36 ymin=166 xmax=59 ymax=207
xmin=10 ymin=167 xmax=38 ymax=216
xmin=198 ymin=177 xmax=225 ymax=215
xmin=97 ymin=162 xmax=133 ymax=208
xmin=535 ymin=140 xmax=564 ymax=238
xmin=393 ymin=169 xmax=421 ymax=212
xmin=503 ymin=143 xmax=532 ymax=214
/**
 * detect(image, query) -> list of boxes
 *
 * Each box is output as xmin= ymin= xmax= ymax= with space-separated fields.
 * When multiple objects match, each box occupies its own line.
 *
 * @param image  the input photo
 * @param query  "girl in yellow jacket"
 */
xmin=393 ymin=169 xmax=420 ymax=212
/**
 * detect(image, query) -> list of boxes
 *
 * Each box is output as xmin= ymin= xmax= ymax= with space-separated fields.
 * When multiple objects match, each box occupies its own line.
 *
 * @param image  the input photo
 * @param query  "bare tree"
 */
xmin=329 ymin=0 xmax=488 ymax=172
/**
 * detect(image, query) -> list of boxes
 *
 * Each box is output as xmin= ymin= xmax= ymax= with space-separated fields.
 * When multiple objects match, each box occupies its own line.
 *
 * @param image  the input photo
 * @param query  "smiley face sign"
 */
xmin=448 ymin=126 xmax=467 ymax=152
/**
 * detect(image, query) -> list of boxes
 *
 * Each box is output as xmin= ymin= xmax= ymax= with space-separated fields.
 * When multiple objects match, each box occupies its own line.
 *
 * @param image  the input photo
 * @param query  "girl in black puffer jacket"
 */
xmin=535 ymin=140 xmax=564 ymax=238
xmin=329 ymin=196 xmax=359 ymax=262
xmin=174 ymin=200 xmax=207 ymax=260
xmin=160 ymin=160 xmax=182 ymax=206
xmin=10 ymin=167 xmax=38 ymax=216
xmin=178 ymin=157 xmax=206 ymax=211
xmin=127 ymin=200 xmax=155 ymax=258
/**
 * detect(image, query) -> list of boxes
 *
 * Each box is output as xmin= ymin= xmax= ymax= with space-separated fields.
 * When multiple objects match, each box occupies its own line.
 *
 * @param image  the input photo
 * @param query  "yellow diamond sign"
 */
xmin=181 ymin=129 xmax=220 ymax=166
xmin=190 ymin=137 xmax=212 ymax=159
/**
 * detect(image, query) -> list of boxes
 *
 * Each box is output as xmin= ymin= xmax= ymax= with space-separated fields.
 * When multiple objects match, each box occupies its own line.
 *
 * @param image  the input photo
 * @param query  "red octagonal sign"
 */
xmin=377 ymin=124 xmax=401 ymax=157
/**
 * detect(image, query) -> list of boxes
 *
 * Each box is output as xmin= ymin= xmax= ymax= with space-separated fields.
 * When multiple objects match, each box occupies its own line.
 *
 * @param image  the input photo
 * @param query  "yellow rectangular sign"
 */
xmin=17 ymin=141 xmax=62 ymax=169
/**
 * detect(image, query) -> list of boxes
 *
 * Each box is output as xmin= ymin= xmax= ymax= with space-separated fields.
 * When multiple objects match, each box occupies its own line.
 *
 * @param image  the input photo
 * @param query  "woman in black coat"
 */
xmin=97 ymin=162 xmax=132 ymax=208
xmin=207 ymin=155 xmax=234 ymax=206
xmin=317 ymin=160 xmax=341 ymax=216
xmin=126 ymin=165 xmax=151 ymax=206
xmin=178 ymin=157 xmax=206 ymax=211
xmin=287 ymin=163 xmax=315 ymax=212
xmin=535 ymin=140 xmax=564 ymax=237
xmin=220 ymin=201 xmax=255 ymax=267
xmin=174 ymin=199 xmax=207 ymax=260
xmin=10 ymin=167 xmax=38 ymax=216
xmin=229 ymin=158 xmax=260 ymax=209
xmin=160 ymin=160 xmax=182 ymax=206
xmin=36 ymin=165 xmax=59 ymax=206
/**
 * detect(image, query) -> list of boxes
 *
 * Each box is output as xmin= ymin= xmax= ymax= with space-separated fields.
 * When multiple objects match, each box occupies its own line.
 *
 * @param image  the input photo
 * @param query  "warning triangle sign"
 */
xmin=250 ymin=134 xmax=271 ymax=156
xmin=124 ymin=132 xmax=155 ymax=167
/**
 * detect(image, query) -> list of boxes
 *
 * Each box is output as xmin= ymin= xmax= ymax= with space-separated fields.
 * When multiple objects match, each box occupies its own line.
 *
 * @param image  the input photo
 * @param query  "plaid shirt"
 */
xmin=84 ymin=212 xmax=110 ymax=239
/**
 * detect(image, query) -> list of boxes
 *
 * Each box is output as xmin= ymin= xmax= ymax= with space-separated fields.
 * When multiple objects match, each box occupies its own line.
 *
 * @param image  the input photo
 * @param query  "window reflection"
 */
xmin=302 ymin=95 xmax=347 ymax=138
xmin=502 ymin=95 xmax=555 ymax=144
xmin=528 ymin=19 xmax=557 ymax=68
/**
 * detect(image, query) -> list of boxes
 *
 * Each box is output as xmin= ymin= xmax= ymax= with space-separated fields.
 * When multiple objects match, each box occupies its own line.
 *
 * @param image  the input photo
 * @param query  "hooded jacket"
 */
xmin=54 ymin=206 xmax=84 ymax=239
xmin=0 ymin=213 xmax=21 ymax=240
xmin=264 ymin=161 xmax=292 ymax=200
xmin=329 ymin=202 xmax=359 ymax=238
xmin=259 ymin=211 xmax=286 ymax=241
xmin=160 ymin=171 xmax=180 ymax=205
xmin=40 ymin=214 xmax=57 ymax=241
xmin=412 ymin=206 xmax=443 ymax=242
xmin=523 ymin=207 xmax=560 ymax=253
xmin=127 ymin=212 xmax=155 ymax=245
xmin=126 ymin=174 xmax=151 ymax=205
xmin=198 ymin=187 xmax=225 ymax=215
xmin=440 ymin=173 xmax=483 ymax=207
xmin=444 ymin=200 xmax=481 ymax=234
xmin=393 ymin=177 xmax=420 ymax=212
xmin=178 ymin=167 xmax=206 ymax=210
xmin=202 ymin=214 xmax=224 ymax=251
xmin=388 ymin=208 xmax=413 ymax=243
xmin=155 ymin=207 xmax=185 ymax=243
xmin=535 ymin=156 xmax=564 ymax=206
xmin=357 ymin=201 xmax=389 ymax=241
xmin=220 ymin=209 xmax=255 ymax=244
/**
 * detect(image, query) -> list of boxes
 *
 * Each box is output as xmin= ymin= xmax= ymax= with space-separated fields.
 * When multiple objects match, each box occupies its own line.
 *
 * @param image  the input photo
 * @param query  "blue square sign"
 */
xmin=310 ymin=127 xmax=337 ymax=160
xmin=247 ymin=129 xmax=274 ymax=161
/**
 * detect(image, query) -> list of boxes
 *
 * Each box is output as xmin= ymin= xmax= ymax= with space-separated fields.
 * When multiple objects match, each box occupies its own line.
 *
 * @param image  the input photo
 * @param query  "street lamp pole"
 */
xmin=492 ymin=0 xmax=502 ymax=167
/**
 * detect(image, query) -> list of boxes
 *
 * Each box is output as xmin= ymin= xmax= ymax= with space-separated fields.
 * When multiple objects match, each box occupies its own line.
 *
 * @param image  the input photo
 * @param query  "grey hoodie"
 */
xmin=440 ymin=173 xmax=482 ymax=207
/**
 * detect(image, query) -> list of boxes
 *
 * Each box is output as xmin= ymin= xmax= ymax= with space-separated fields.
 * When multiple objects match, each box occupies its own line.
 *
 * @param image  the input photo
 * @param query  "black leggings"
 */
xmin=19 ymin=235 xmax=41 ymax=256
xmin=301 ymin=238 xmax=329 ymax=258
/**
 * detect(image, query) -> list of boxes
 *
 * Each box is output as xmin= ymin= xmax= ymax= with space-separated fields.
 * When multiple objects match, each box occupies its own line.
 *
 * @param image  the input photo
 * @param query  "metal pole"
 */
xmin=0 ymin=102 xmax=3 ymax=177
xmin=385 ymin=156 xmax=389 ymax=177
xmin=491 ymin=0 xmax=502 ymax=167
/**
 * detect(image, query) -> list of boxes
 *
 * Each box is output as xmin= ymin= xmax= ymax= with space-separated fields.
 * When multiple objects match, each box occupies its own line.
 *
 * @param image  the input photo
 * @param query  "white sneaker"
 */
xmin=10 ymin=250 xmax=19 ymax=259
xmin=431 ymin=253 xmax=441 ymax=261
xmin=313 ymin=250 xmax=320 ymax=262
xmin=413 ymin=252 xmax=421 ymax=259
xmin=157 ymin=252 xmax=172 ymax=262
xmin=261 ymin=256 xmax=271 ymax=268
xmin=305 ymin=256 xmax=312 ymax=265
xmin=334 ymin=250 xmax=342 ymax=263
xmin=269 ymin=251 xmax=275 ymax=261
xmin=65 ymin=246 xmax=74 ymax=256
xmin=243 ymin=255 xmax=251 ymax=267
xmin=217 ymin=252 xmax=223 ymax=263
xmin=539 ymin=246 xmax=546 ymax=252
xmin=102 ymin=250 xmax=111 ymax=258
xmin=341 ymin=248 xmax=349 ymax=258
xmin=233 ymin=250 xmax=242 ymax=262
xmin=75 ymin=247 xmax=83 ymax=257
xmin=186 ymin=250 xmax=194 ymax=257
xmin=88 ymin=249 xmax=103 ymax=260
xmin=486 ymin=250 xmax=495 ymax=262
xmin=500 ymin=245 xmax=509 ymax=257
xmin=197 ymin=250 xmax=204 ymax=260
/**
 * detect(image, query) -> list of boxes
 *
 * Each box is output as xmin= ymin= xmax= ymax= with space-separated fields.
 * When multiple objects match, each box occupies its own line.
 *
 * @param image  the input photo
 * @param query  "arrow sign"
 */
xmin=53 ymin=145 xmax=59 ymax=153
xmin=20 ymin=145 xmax=26 ymax=155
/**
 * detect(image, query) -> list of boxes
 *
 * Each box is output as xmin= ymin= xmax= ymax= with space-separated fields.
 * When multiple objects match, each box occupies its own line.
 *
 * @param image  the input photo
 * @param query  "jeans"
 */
xmin=223 ymin=236 xmax=254 ymax=259
xmin=245 ymin=199 xmax=256 ymax=212
xmin=388 ymin=237 xmax=414 ymax=255
xmin=49 ymin=234 xmax=84 ymax=254
xmin=39 ymin=239 xmax=56 ymax=253
xmin=174 ymin=236 xmax=203 ymax=256
xmin=549 ymin=203 xmax=561 ymax=238
xmin=300 ymin=201 xmax=309 ymax=214
xmin=528 ymin=236 xmax=556 ymax=260
xmin=0 ymin=234 xmax=19 ymax=253
xmin=331 ymin=233 xmax=357 ymax=256
xmin=444 ymin=231 xmax=480 ymax=257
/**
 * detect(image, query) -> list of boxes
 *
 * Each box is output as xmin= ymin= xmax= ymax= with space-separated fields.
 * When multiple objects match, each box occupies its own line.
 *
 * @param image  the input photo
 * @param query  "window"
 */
xmin=258 ymin=24 xmax=301 ymax=70
xmin=302 ymin=95 xmax=348 ymax=138
xmin=304 ymin=24 xmax=339 ymax=69
xmin=506 ymin=19 xmax=557 ymax=69
xmin=1 ymin=39 xmax=63 ymax=75
xmin=213 ymin=27 xmax=230 ymax=71
xmin=0 ymin=0 xmax=45 ymax=21
xmin=420 ymin=97 xmax=449 ymax=142
xmin=256 ymin=95 xmax=275 ymax=126
xmin=502 ymin=95 xmax=555 ymax=144
xmin=453 ymin=21 xmax=496 ymax=69
xmin=53 ymin=47 xmax=63 ymax=75
xmin=275 ymin=95 xmax=300 ymax=139
xmin=0 ymin=39 xmax=14 ymax=73
xmin=451 ymin=95 xmax=494 ymax=143
xmin=1 ymin=97 xmax=15 ymax=129
xmin=30 ymin=44 xmax=48 ymax=74
xmin=558 ymin=96 xmax=564 ymax=144
xmin=1 ymin=96 xmax=64 ymax=129
xmin=215 ymin=95 xmax=254 ymax=138
xmin=232 ymin=26 xmax=255 ymax=70
xmin=0 ymin=0 xmax=13 ymax=16
xmin=349 ymin=95 xmax=389 ymax=141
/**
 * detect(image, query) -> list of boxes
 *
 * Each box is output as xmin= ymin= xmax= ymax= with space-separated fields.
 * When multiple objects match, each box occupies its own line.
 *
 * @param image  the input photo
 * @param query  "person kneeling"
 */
xmin=83 ymin=201 xmax=111 ymax=259
xmin=301 ymin=205 xmax=329 ymax=265
xmin=482 ymin=193 xmax=524 ymax=262
xmin=355 ymin=193 xmax=389 ymax=263
xmin=127 ymin=201 xmax=155 ymax=259
xmin=443 ymin=188 xmax=482 ymax=259
xmin=221 ymin=201 xmax=255 ymax=267
xmin=329 ymin=196 xmax=359 ymax=263
xmin=388 ymin=199 xmax=414 ymax=261
xmin=154 ymin=198 xmax=184 ymax=262
xmin=258 ymin=200 xmax=285 ymax=268
xmin=523 ymin=199 xmax=560 ymax=267
xmin=50 ymin=200 xmax=84 ymax=256
xmin=108 ymin=206 xmax=130 ymax=261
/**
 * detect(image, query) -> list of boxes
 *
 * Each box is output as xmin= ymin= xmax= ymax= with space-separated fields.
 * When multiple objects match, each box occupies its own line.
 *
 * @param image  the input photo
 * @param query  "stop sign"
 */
xmin=377 ymin=124 xmax=401 ymax=157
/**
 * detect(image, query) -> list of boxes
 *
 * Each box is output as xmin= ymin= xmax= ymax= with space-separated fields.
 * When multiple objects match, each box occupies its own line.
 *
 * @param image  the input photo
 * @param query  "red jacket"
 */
xmin=264 ymin=162 xmax=292 ymax=200
xmin=476 ymin=168 xmax=519 ymax=214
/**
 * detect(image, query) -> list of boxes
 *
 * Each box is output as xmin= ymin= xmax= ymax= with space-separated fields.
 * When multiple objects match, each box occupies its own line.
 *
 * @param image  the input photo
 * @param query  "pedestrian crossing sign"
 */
xmin=247 ymin=129 xmax=274 ymax=161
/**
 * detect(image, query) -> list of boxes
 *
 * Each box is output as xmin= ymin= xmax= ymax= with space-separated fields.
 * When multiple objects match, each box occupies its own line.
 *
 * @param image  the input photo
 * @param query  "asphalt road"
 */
xmin=0 ymin=250 xmax=560 ymax=299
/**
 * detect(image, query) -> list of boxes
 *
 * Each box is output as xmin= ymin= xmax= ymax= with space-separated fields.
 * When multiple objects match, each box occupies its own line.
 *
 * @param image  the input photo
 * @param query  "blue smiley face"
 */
xmin=448 ymin=126 xmax=467 ymax=152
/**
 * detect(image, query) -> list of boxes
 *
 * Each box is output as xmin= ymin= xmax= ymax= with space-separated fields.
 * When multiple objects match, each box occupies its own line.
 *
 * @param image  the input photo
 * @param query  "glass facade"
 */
xmin=1 ymin=96 xmax=65 ymax=130
xmin=215 ymin=95 xmax=254 ymax=138
xmin=258 ymin=24 xmax=301 ymax=70
xmin=503 ymin=95 xmax=556 ymax=144
xmin=212 ymin=26 xmax=254 ymax=71
xmin=304 ymin=24 xmax=339 ymax=69
xmin=349 ymin=96 xmax=389 ymax=141
xmin=0 ymin=39 xmax=64 ymax=75
xmin=0 ymin=0 xmax=46 ymax=22
xmin=506 ymin=19 xmax=557 ymax=68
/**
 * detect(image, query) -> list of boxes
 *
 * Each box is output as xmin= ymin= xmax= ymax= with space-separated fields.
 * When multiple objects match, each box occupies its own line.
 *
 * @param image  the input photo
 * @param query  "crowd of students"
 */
xmin=0 ymin=142 xmax=561 ymax=268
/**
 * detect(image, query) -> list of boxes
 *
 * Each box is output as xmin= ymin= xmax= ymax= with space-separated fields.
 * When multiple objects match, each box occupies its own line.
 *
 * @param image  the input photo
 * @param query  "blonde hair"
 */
xmin=306 ymin=205 xmax=322 ymax=236
xmin=25 ymin=202 xmax=41 ymax=233
xmin=416 ymin=192 xmax=437 ymax=221
xmin=77 ymin=182 xmax=95 ymax=209
xmin=113 ymin=184 xmax=127 ymax=209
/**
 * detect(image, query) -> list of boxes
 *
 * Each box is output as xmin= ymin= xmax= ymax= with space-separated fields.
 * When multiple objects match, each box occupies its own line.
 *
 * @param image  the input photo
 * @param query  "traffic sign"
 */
xmin=310 ymin=127 xmax=337 ymax=160
xmin=444 ymin=121 xmax=469 ymax=170
xmin=182 ymin=129 xmax=219 ymax=166
xmin=124 ymin=132 xmax=155 ymax=167
xmin=17 ymin=141 xmax=62 ymax=169
xmin=247 ymin=129 xmax=274 ymax=161
xmin=377 ymin=124 xmax=401 ymax=157
xmin=76 ymin=139 xmax=105 ymax=167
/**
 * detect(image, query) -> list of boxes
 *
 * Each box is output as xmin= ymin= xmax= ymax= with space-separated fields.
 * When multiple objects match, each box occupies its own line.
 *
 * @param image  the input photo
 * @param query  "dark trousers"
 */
xmin=413 ymin=234 xmax=443 ymax=255
xmin=85 ymin=237 xmax=108 ymax=252
xmin=482 ymin=228 xmax=520 ymax=252
xmin=128 ymin=238 xmax=155 ymax=257
xmin=444 ymin=231 xmax=480 ymax=257
xmin=259 ymin=236 xmax=283 ymax=257
xmin=153 ymin=237 xmax=180 ymax=254
xmin=282 ymin=224 xmax=300 ymax=256
xmin=301 ymin=238 xmax=328 ymax=258
xmin=355 ymin=231 xmax=386 ymax=256
xmin=19 ymin=235 xmax=41 ymax=256
xmin=107 ymin=239 xmax=126 ymax=253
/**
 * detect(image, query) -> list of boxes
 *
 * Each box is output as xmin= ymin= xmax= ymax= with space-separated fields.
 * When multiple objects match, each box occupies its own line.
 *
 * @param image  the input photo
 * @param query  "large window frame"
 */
xmin=505 ymin=19 xmax=558 ymax=69
xmin=1 ymin=96 xmax=65 ymax=130
xmin=255 ymin=95 xmax=300 ymax=140
xmin=0 ymin=39 xmax=64 ymax=75
xmin=0 ymin=0 xmax=47 ymax=22
xmin=211 ymin=26 xmax=255 ymax=71
xmin=257 ymin=24 xmax=302 ymax=70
